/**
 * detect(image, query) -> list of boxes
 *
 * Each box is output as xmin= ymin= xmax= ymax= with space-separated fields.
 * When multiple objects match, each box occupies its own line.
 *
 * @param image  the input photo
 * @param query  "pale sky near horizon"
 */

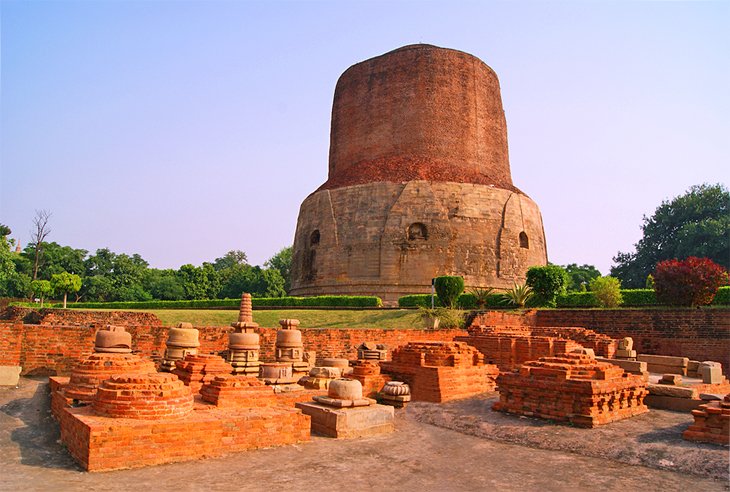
xmin=1 ymin=0 xmax=728 ymax=275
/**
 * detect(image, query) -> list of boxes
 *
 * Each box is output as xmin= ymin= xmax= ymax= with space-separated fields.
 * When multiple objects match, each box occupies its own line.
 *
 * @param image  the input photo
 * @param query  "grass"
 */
xmin=89 ymin=308 xmax=425 ymax=329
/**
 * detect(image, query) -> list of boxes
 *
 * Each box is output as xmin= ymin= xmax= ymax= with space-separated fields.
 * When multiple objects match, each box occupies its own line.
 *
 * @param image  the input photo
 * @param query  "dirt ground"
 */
xmin=1 ymin=378 xmax=728 ymax=492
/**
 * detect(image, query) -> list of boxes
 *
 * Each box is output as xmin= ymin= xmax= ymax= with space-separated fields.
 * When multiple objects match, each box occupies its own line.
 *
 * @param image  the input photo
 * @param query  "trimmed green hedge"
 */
xmin=400 ymin=286 xmax=730 ymax=309
xmin=30 ymin=295 xmax=383 ymax=310
xmin=398 ymin=293 xmax=504 ymax=309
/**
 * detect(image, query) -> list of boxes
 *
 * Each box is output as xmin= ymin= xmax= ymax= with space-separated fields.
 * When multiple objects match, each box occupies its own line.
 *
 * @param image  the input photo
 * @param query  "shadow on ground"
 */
xmin=0 ymin=379 xmax=79 ymax=471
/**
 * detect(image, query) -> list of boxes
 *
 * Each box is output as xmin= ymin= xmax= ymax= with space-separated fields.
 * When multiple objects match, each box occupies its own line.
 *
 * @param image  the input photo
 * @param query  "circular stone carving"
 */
xmin=229 ymin=331 xmax=260 ymax=350
xmin=276 ymin=329 xmax=302 ymax=347
xmin=383 ymin=381 xmax=410 ymax=396
xmin=260 ymin=362 xmax=293 ymax=379
xmin=167 ymin=326 xmax=200 ymax=348
xmin=94 ymin=326 xmax=132 ymax=353
xmin=321 ymin=358 xmax=349 ymax=370
xmin=328 ymin=378 xmax=363 ymax=400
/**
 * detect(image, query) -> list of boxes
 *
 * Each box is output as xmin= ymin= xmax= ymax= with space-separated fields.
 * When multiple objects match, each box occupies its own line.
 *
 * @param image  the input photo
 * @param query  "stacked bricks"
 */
xmin=1 ymin=320 xmax=466 ymax=376
xmin=63 ymin=353 xmax=156 ymax=402
xmin=459 ymin=323 xmax=617 ymax=371
xmin=200 ymin=374 xmax=278 ymax=408
xmin=173 ymin=354 xmax=233 ymax=393
xmin=58 ymin=402 xmax=311 ymax=471
xmin=534 ymin=308 xmax=730 ymax=373
xmin=493 ymin=353 xmax=649 ymax=427
xmin=93 ymin=373 xmax=193 ymax=419
xmin=683 ymin=394 xmax=730 ymax=445
xmin=380 ymin=341 xmax=499 ymax=402
xmin=350 ymin=360 xmax=390 ymax=398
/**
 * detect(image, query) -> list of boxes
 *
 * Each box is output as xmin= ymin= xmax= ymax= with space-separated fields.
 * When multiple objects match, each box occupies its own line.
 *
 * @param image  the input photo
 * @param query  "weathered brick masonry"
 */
xmin=534 ymin=309 xmax=730 ymax=372
xmin=0 ymin=319 xmax=465 ymax=376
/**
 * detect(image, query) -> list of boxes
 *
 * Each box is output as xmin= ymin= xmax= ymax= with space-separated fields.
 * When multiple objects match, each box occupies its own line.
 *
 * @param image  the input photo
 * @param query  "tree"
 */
xmin=653 ymin=257 xmax=728 ymax=306
xmin=589 ymin=276 xmax=623 ymax=308
xmin=30 ymin=279 xmax=52 ymax=307
xmin=526 ymin=265 xmax=570 ymax=307
xmin=219 ymin=264 xmax=286 ymax=298
xmin=562 ymin=264 xmax=602 ymax=292
xmin=265 ymin=246 xmax=292 ymax=292
xmin=213 ymin=250 xmax=249 ymax=271
xmin=0 ymin=224 xmax=31 ymax=298
xmin=143 ymin=269 xmax=185 ymax=300
xmin=176 ymin=263 xmax=221 ymax=299
xmin=611 ymin=184 xmax=729 ymax=288
xmin=434 ymin=276 xmax=465 ymax=308
xmin=0 ymin=224 xmax=16 ymax=286
xmin=50 ymin=272 xmax=82 ymax=308
xmin=30 ymin=209 xmax=52 ymax=281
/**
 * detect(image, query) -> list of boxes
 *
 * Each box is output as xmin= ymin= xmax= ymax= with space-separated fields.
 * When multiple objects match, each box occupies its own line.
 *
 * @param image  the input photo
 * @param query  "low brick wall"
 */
xmin=0 ymin=320 xmax=466 ymax=376
xmin=469 ymin=308 xmax=730 ymax=372
xmin=534 ymin=309 xmax=730 ymax=372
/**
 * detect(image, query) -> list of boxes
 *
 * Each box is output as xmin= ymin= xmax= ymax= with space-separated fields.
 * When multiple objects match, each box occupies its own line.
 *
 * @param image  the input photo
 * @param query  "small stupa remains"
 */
xmin=226 ymin=293 xmax=261 ymax=376
xmin=61 ymin=326 xmax=156 ymax=405
xmin=296 ymin=378 xmax=394 ymax=438
xmin=378 ymin=381 xmax=411 ymax=408
xmin=160 ymin=322 xmax=200 ymax=372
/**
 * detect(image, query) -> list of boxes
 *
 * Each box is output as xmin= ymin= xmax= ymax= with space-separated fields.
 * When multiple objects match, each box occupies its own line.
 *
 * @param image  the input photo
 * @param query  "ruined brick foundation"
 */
xmin=380 ymin=341 xmax=499 ymax=402
xmin=493 ymin=353 xmax=648 ymax=427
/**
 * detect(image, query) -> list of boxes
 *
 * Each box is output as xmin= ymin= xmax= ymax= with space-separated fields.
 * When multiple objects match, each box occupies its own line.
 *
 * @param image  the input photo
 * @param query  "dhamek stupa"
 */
xmin=290 ymin=44 xmax=547 ymax=303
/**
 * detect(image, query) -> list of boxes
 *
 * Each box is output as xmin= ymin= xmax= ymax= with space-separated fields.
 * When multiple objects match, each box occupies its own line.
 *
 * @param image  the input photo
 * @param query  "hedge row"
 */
xmin=399 ymin=286 xmax=730 ymax=309
xmin=398 ymin=293 xmax=506 ymax=309
xmin=34 ymin=295 xmax=383 ymax=310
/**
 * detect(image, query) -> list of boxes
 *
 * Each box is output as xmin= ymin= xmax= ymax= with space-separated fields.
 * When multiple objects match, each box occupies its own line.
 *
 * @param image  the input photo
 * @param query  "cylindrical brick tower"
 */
xmin=290 ymin=44 xmax=548 ymax=303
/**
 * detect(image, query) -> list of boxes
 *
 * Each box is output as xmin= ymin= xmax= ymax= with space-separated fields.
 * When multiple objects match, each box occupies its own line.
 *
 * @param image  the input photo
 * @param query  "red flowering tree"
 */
xmin=653 ymin=257 xmax=728 ymax=306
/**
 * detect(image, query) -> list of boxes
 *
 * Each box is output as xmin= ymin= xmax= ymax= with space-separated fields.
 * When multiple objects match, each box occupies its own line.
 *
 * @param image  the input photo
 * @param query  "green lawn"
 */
xmin=94 ymin=308 xmax=425 ymax=329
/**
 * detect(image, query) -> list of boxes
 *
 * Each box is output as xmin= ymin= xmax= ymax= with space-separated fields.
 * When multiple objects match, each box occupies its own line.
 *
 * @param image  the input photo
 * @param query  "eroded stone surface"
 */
xmin=290 ymin=45 xmax=547 ymax=302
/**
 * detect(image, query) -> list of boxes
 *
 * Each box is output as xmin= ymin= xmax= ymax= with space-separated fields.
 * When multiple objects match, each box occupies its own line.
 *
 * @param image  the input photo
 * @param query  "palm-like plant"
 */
xmin=502 ymin=284 xmax=534 ymax=308
xmin=469 ymin=286 xmax=494 ymax=309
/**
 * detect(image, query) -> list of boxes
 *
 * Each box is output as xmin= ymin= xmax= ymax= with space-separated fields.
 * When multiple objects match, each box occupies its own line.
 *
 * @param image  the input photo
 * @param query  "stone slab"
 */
xmin=638 ymin=355 xmax=689 ymax=375
xmin=295 ymin=401 xmax=394 ymax=439
xmin=647 ymin=384 xmax=698 ymax=399
xmin=595 ymin=357 xmax=647 ymax=374
xmin=0 ymin=366 xmax=22 ymax=386
xmin=645 ymin=394 xmax=705 ymax=412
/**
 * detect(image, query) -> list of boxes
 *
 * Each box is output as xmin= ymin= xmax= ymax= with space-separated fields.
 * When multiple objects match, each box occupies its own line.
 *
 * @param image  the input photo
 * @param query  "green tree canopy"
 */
xmin=562 ymin=264 xmax=602 ymax=292
xmin=50 ymin=272 xmax=82 ymax=308
xmin=611 ymin=184 xmax=729 ymax=288
xmin=265 ymin=246 xmax=292 ymax=293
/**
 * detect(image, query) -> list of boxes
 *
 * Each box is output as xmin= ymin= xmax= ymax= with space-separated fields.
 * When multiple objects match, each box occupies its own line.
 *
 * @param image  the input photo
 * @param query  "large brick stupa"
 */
xmin=290 ymin=44 xmax=547 ymax=303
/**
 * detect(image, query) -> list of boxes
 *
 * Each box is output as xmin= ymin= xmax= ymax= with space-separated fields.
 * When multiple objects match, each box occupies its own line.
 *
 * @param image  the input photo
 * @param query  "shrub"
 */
xmin=434 ymin=276 xmax=465 ymax=308
xmin=468 ymin=287 xmax=494 ymax=309
xmin=712 ymin=286 xmax=730 ymax=305
xmin=525 ymin=265 xmax=569 ymax=307
xmin=55 ymin=295 xmax=382 ymax=310
xmin=502 ymin=284 xmax=534 ymax=308
xmin=620 ymin=289 xmax=656 ymax=306
xmin=653 ymin=257 xmax=728 ymax=306
xmin=433 ymin=308 xmax=466 ymax=329
xmin=556 ymin=292 xmax=598 ymax=307
xmin=589 ymin=276 xmax=623 ymax=308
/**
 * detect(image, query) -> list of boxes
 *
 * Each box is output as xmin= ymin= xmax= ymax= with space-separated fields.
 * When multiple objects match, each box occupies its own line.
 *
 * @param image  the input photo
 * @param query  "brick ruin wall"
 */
xmin=2 ymin=308 xmax=726 ymax=376
xmin=0 ymin=320 xmax=466 ymax=376
xmin=471 ymin=309 xmax=730 ymax=372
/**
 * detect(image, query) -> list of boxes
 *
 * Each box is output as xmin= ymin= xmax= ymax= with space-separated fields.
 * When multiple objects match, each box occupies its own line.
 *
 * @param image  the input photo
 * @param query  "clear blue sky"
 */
xmin=1 ymin=1 xmax=728 ymax=274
